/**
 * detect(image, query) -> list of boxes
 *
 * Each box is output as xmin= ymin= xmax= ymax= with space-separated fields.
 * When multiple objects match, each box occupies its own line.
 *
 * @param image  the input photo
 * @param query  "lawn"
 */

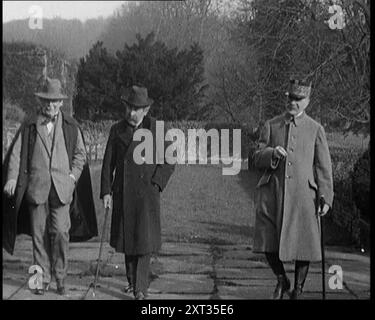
xmin=89 ymin=162 xmax=258 ymax=246
xmin=89 ymin=159 xmax=354 ymax=247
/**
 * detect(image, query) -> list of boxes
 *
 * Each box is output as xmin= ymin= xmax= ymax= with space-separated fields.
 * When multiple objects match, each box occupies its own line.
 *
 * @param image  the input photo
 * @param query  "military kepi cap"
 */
xmin=285 ymin=78 xmax=312 ymax=100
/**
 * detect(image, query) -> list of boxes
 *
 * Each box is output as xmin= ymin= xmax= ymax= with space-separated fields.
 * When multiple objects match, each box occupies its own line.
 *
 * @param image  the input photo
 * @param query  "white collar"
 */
xmin=135 ymin=119 xmax=143 ymax=128
xmin=295 ymin=111 xmax=304 ymax=118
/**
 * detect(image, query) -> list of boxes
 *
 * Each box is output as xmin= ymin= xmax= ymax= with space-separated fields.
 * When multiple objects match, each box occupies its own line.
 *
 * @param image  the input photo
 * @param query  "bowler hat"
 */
xmin=34 ymin=77 xmax=68 ymax=100
xmin=121 ymin=85 xmax=154 ymax=108
xmin=285 ymin=78 xmax=312 ymax=100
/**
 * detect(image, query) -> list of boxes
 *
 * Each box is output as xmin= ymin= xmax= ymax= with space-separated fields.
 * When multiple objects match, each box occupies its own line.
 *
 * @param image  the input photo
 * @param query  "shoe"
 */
xmin=135 ymin=291 xmax=146 ymax=300
xmin=272 ymin=275 xmax=291 ymax=299
xmin=122 ymin=284 xmax=134 ymax=294
xmin=290 ymin=286 xmax=303 ymax=299
xmin=56 ymin=280 xmax=66 ymax=296
xmin=34 ymin=283 xmax=50 ymax=295
xmin=290 ymin=261 xmax=310 ymax=300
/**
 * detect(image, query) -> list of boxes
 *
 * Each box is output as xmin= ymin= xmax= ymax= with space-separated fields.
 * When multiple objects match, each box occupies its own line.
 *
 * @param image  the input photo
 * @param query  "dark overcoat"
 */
xmin=252 ymin=112 xmax=334 ymax=262
xmin=2 ymin=112 xmax=98 ymax=255
xmin=100 ymin=115 xmax=175 ymax=255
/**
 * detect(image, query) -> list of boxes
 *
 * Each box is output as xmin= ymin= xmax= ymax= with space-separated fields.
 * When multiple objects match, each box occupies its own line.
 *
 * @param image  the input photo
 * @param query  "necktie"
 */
xmin=42 ymin=114 xmax=57 ymax=123
xmin=285 ymin=114 xmax=295 ymax=125
xmin=45 ymin=115 xmax=57 ymax=137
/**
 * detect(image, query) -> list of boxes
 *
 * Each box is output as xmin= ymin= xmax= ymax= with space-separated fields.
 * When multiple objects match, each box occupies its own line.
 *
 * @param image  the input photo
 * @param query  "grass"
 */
xmin=89 ymin=163 xmax=258 ymax=246
xmin=88 ymin=161 xmax=353 ymax=247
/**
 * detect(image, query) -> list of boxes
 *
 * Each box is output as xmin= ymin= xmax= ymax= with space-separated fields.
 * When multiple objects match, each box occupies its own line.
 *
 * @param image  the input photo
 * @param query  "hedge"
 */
xmin=329 ymin=146 xmax=364 ymax=245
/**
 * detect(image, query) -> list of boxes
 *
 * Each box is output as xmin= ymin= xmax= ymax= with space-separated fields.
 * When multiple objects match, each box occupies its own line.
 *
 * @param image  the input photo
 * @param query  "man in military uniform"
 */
xmin=100 ymin=85 xmax=175 ymax=300
xmin=252 ymin=78 xmax=334 ymax=299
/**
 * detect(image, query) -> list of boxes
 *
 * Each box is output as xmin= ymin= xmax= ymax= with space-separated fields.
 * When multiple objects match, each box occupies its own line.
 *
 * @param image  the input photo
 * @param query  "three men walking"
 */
xmin=3 ymin=77 xmax=333 ymax=300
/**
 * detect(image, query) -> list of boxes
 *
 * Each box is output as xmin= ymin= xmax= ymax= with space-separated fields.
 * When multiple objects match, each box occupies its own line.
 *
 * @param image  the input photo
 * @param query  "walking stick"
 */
xmin=318 ymin=196 xmax=326 ymax=300
xmin=6 ymin=271 xmax=37 ymax=300
xmin=81 ymin=206 xmax=110 ymax=300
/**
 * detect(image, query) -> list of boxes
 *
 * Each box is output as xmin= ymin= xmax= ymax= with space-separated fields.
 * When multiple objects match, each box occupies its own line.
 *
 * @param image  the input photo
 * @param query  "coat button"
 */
xmin=288 ymin=162 xmax=292 ymax=166
xmin=24 ymin=170 xmax=28 ymax=174
xmin=286 ymin=175 xmax=289 ymax=179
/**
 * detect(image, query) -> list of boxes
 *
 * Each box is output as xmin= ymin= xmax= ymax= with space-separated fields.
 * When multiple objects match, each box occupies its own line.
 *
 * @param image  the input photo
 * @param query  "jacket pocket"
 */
xmin=256 ymin=172 xmax=271 ymax=188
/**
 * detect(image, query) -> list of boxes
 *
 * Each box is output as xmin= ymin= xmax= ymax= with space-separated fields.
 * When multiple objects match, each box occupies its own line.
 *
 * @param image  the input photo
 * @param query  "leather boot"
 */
xmin=56 ymin=279 xmax=66 ymax=296
xmin=135 ymin=291 xmax=146 ymax=300
xmin=273 ymin=274 xmax=291 ymax=299
xmin=290 ymin=261 xmax=310 ymax=300
xmin=122 ymin=283 xmax=134 ymax=294
xmin=34 ymin=283 xmax=50 ymax=295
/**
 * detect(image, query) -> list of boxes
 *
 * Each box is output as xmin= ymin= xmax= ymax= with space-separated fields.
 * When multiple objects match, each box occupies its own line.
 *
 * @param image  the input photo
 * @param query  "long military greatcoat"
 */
xmin=252 ymin=112 xmax=334 ymax=261
xmin=100 ymin=115 xmax=175 ymax=255
xmin=2 ymin=112 xmax=98 ymax=255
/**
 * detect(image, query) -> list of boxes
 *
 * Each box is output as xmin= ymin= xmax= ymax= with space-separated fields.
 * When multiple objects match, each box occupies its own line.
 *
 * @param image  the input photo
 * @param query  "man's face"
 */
xmin=124 ymin=103 xmax=150 ymax=126
xmin=286 ymin=95 xmax=310 ymax=115
xmin=39 ymin=99 xmax=63 ymax=118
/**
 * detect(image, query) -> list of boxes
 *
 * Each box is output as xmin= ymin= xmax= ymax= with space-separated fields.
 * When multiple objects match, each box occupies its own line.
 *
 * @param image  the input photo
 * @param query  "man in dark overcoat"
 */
xmin=3 ymin=78 xmax=98 ymax=296
xmin=252 ymin=78 xmax=334 ymax=299
xmin=100 ymin=85 xmax=175 ymax=300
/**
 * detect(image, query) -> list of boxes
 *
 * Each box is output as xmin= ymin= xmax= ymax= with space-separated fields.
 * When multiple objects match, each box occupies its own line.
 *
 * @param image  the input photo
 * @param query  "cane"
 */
xmin=318 ymin=196 xmax=326 ymax=300
xmin=6 ymin=271 xmax=37 ymax=300
xmin=81 ymin=205 xmax=110 ymax=300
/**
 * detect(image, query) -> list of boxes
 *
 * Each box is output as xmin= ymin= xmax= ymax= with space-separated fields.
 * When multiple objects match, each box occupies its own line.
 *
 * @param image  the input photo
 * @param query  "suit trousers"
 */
xmin=29 ymin=183 xmax=71 ymax=284
xmin=125 ymin=254 xmax=151 ymax=295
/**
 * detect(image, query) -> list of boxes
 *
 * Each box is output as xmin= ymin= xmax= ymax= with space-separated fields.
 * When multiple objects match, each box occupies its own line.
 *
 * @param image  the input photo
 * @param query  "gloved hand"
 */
xmin=4 ymin=179 xmax=17 ymax=197
xmin=103 ymin=194 xmax=112 ymax=209
xmin=319 ymin=203 xmax=330 ymax=217
xmin=273 ymin=146 xmax=288 ymax=159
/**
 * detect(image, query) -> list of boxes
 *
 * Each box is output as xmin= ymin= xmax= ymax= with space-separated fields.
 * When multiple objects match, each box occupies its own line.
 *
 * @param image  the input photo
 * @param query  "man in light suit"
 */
xmin=252 ymin=78 xmax=334 ymax=299
xmin=3 ymin=78 xmax=88 ymax=295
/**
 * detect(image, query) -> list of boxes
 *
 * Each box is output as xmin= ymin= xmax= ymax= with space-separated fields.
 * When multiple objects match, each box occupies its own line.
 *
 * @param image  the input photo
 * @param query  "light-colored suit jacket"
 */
xmin=7 ymin=110 xmax=86 ymax=205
